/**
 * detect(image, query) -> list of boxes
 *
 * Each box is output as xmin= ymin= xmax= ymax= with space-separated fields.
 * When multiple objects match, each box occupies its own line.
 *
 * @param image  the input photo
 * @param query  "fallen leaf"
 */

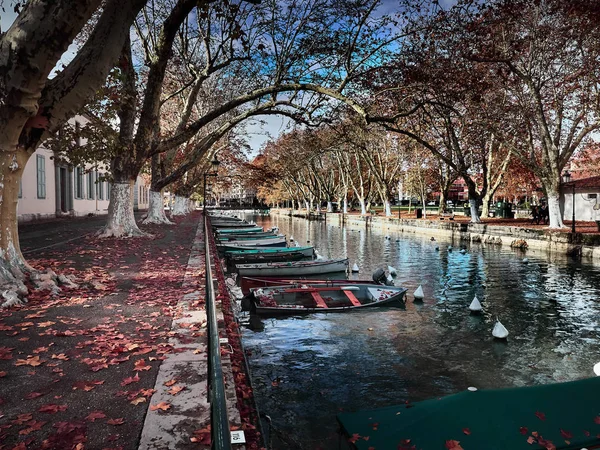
xmin=131 ymin=397 xmax=147 ymax=405
xmin=167 ymin=385 xmax=185 ymax=396
xmin=107 ymin=418 xmax=125 ymax=425
xmin=150 ymin=401 xmax=171 ymax=411
xmin=38 ymin=404 xmax=67 ymax=414
xmin=535 ymin=411 xmax=546 ymax=421
xmin=348 ymin=433 xmax=360 ymax=444
xmin=51 ymin=353 xmax=69 ymax=361
xmin=559 ymin=429 xmax=572 ymax=439
xmin=519 ymin=427 xmax=528 ymax=435
xmin=527 ymin=436 xmax=536 ymax=444
xmin=462 ymin=428 xmax=471 ymax=435
xmin=85 ymin=411 xmax=106 ymax=422
xmin=15 ymin=356 xmax=45 ymax=367
xmin=121 ymin=373 xmax=140 ymax=386
xmin=445 ymin=440 xmax=464 ymax=450
xmin=164 ymin=379 xmax=177 ymax=387
xmin=25 ymin=392 xmax=44 ymax=400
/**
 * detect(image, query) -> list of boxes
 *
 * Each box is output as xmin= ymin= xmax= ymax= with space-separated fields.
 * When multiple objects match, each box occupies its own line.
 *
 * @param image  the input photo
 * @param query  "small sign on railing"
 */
xmin=231 ymin=430 xmax=246 ymax=444
xmin=219 ymin=338 xmax=229 ymax=344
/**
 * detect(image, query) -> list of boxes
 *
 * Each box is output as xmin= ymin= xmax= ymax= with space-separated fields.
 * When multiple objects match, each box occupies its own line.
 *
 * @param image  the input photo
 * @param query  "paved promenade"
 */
xmin=0 ymin=213 xmax=228 ymax=449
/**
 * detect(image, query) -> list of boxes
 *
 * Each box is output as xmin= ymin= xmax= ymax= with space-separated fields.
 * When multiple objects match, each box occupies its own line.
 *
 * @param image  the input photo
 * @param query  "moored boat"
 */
xmin=215 ymin=231 xmax=277 ymax=239
xmin=245 ymin=284 xmax=407 ymax=316
xmin=337 ymin=376 xmax=600 ymax=450
xmin=225 ymin=251 xmax=308 ymax=271
xmin=215 ymin=227 xmax=264 ymax=234
xmin=211 ymin=222 xmax=258 ymax=229
xmin=235 ymin=258 xmax=348 ymax=277
xmin=239 ymin=276 xmax=373 ymax=294
xmin=217 ymin=234 xmax=282 ymax=242
xmin=220 ymin=236 xmax=287 ymax=247
xmin=223 ymin=245 xmax=314 ymax=257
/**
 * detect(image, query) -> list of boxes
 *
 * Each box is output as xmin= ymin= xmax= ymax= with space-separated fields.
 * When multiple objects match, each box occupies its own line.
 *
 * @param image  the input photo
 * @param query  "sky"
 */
xmin=0 ymin=0 xmax=457 ymax=157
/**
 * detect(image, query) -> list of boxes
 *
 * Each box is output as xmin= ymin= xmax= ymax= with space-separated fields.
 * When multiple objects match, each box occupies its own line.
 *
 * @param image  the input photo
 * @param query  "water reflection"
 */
xmin=240 ymin=213 xmax=600 ymax=449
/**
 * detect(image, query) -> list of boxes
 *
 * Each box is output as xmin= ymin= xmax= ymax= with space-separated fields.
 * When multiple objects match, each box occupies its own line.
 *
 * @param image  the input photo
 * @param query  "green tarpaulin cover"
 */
xmin=337 ymin=377 xmax=600 ymax=449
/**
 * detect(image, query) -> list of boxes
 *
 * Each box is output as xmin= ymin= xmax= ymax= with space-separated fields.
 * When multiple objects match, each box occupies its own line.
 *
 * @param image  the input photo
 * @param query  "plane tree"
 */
xmin=0 ymin=0 xmax=147 ymax=305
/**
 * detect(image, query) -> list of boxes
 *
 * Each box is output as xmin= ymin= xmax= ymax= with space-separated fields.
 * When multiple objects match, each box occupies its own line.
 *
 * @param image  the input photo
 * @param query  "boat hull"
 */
xmin=236 ymin=258 xmax=348 ymax=277
xmin=249 ymin=284 xmax=407 ymax=316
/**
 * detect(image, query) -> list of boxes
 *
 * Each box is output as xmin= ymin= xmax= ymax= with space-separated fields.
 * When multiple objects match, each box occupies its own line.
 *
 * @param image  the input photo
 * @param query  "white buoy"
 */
xmin=460 ymin=249 xmax=466 ymax=254
xmin=387 ymin=265 xmax=397 ymax=276
xmin=413 ymin=285 xmax=424 ymax=300
xmin=469 ymin=296 xmax=482 ymax=313
xmin=467 ymin=387 xmax=478 ymax=392
xmin=290 ymin=235 xmax=294 ymax=242
xmin=492 ymin=320 xmax=509 ymax=339
xmin=386 ymin=273 xmax=393 ymax=284
xmin=351 ymin=263 xmax=360 ymax=273
xmin=522 ymin=258 xmax=529 ymax=263
xmin=294 ymin=241 xmax=300 ymax=247
xmin=594 ymin=362 xmax=600 ymax=376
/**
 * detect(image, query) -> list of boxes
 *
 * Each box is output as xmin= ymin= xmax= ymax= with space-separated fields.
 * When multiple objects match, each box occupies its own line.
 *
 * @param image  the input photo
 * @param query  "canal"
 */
xmin=236 ymin=213 xmax=600 ymax=449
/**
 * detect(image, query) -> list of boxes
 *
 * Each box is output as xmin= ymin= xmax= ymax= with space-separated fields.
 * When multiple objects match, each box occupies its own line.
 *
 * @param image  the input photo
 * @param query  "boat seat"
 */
xmin=367 ymin=287 xmax=390 ymax=301
xmin=310 ymin=291 xmax=328 ymax=308
xmin=343 ymin=290 xmax=362 ymax=307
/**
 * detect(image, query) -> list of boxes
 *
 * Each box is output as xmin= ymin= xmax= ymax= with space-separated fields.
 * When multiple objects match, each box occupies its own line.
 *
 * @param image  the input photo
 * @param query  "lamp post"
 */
xmin=562 ymin=170 xmax=575 ymax=233
xmin=203 ymin=156 xmax=220 ymax=213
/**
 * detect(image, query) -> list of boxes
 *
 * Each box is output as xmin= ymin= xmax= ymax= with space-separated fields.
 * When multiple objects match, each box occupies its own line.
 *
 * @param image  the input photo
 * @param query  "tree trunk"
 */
xmin=343 ymin=197 xmax=348 ymax=214
xmin=143 ymin=189 xmax=173 ymax=224
xmin=327 ymin=201 xmax=333 ymax=213
xmin=0 ymin=150 xmax=31 ymax=305
xmin=383 ymin=199 xmax=392 ymax=217
xmin=99 ymin=180 xmax=147 ymax=237
xmin=359 ymin=198 xmax=367 ymax=215
xmin=546 ymin=190 xmax=564 ymax=228
xmin=469 ymin=199 xmax=481 ymax=223
xmin=172 ymin=195 xmax=190 ymax=216
xmin=481 ymin=192 xmax=493 ymax=218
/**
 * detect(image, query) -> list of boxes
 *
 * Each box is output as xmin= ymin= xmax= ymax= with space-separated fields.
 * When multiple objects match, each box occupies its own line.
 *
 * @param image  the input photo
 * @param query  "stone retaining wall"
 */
xmin=271 ymin=209 xmax=600 ymax=262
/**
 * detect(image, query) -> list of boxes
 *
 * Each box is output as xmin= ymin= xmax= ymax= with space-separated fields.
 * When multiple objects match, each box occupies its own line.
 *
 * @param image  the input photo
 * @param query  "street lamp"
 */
xmin=203 ymin=156 xmax=221 ymax=212
xmin=562 ymin=170 xmax=575 ymax=233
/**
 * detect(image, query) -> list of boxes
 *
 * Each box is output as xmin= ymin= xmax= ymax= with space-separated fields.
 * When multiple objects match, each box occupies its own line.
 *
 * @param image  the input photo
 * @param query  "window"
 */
xmin=75 ymin=167 xmax=84 ymax=198
xmin=588 ymin=193 xmax=597 ymax=200
xmin=36 ymin=155 xmax=46 ymax=199
xmin=87 ymin=171 xmax=95 ymax=199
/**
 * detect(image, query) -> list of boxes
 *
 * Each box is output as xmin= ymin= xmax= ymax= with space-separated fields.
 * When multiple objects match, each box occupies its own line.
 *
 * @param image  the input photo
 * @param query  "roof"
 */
xmin=564 ymin=175 xmax=600 ymax=189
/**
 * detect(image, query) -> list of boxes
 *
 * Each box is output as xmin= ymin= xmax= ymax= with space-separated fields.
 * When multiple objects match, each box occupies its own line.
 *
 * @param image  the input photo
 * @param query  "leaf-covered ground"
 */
xmin=0 ymin=212 xmax=203 ymax=450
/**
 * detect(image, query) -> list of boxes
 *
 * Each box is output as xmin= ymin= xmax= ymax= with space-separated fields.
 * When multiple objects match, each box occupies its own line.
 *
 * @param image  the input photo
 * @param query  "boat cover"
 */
xmin=337 ymin=376 xmax=600 ymax=450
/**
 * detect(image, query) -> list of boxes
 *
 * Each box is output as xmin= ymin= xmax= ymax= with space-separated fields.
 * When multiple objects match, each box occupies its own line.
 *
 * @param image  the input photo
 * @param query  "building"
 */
xmin=561 ymin=175 xmax=600 ymax=223
xmin=17 ymin=116 xmax=149 ymax=222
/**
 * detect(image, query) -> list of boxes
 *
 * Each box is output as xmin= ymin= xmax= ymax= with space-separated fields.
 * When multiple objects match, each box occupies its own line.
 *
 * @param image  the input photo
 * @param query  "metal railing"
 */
xmin=204 ymin=215 xmax=232 ymax=450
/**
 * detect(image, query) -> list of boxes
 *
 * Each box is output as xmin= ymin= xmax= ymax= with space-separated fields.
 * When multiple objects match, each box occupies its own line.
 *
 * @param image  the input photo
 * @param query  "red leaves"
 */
xmin=535 ymin=411 xmax=546 ymax=421
xmin=24 ymin=392 xmax=44 ymax=400
xmin=559 ymin=429 xmax=572 ymax=439
xmin=520 ymin=426 xmax=528 ymax=435
xmin=348 ymin=433 xmax=361 ymax=444
xmin=85 ymin=411 xmax=106 ymax=422
xmin=72 ymin=380 xmax=104 ymax=391
xmin=38 ymin=403 xmax=67 ymax=414
xmin=191 ymin=426 xmax=211 ymax=445
xmin=445 ymin=440 xmax=464 ymax=450
xmin=18 ymin=419 xmax=46 ymax=435
xmin=462 ymin=428 xmax=471 ymax=435
xmin=167 ymin=385 xmax=185 ymax=396
xmin=150 ymin=401 xmax=171 ymax=411
xmin=15 ymin=356 xmax=45 ymax=367
xmin=594 ymin=416 xmax=600 ymax=425
xmin=106 ymin=417 xmax=125 ymax=425
xmin=133 ymin=359 xmax=152 ymax=371
xmin=120 ymin=372 xmax=140 ymax=386
xmin=0 ymin=346 xmax=14 ymax=360
xmin=398 ymin=439 xmax=416 ymax=450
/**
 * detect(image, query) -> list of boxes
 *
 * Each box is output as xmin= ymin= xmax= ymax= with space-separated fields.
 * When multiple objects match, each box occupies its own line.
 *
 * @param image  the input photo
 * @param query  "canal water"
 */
xmin=237 ymin=213 xmax=600 ymax=449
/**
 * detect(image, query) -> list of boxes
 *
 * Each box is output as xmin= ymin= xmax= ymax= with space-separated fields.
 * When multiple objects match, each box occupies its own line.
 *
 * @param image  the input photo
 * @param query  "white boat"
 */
xmin=221 ymin=236 xmax=287 ymax=247
xmin=235 ymin=258 xmax=348 ymax=277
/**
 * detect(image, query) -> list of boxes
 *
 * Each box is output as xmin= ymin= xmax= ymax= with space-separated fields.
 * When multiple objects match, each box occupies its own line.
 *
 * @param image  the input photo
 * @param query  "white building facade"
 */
xmin=17 ymin=116 xmax=149 ymax=222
